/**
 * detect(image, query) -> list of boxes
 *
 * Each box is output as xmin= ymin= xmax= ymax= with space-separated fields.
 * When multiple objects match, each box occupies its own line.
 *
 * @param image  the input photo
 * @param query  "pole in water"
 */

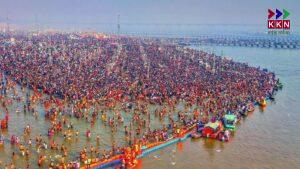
xmin=6 ymin=14 xmax=10 ymax=35
xmin=117 ymin=14 xmax=120 ymax=35
xmin=35 ymin=14 xmax=38 ymax=32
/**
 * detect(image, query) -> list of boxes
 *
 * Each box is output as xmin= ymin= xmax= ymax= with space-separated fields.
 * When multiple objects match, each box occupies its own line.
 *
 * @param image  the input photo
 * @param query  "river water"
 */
xmin=142 ymin=46 xmax=300 ymax=169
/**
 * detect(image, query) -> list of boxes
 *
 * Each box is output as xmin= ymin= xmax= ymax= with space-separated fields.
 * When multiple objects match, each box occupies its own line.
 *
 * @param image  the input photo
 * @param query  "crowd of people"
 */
xmin=0 ymin=32 xmax=277 ymax=168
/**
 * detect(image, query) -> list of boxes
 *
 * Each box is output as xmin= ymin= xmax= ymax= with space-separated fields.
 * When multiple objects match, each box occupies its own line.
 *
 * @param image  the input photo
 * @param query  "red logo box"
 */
xmin=268 ymin=20 xmax=276 ymax=29
xmin=268 ymin=20 xmax=290 ymax=29
xmin=283 ymin=20 xmax=290 ymax=29
xmin=276 ymin=20 xmax=283 ymax=28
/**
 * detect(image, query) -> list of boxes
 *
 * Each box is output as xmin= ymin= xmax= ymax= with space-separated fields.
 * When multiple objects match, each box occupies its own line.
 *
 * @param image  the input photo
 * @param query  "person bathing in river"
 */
xmin=86 ymin=130 xmax=91 ymax=139
xmin=24 ymin=124 xmax=31 ymax=135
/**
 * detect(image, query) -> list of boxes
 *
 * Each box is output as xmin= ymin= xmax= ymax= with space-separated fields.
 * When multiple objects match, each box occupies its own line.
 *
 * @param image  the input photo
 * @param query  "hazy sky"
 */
xmin=0 ymin=0 xmax=299 ymax=26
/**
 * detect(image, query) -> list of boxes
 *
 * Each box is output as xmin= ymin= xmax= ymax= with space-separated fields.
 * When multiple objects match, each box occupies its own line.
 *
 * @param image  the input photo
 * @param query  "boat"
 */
xmin=274 ymin=80 xmax=283 ymax=91
xmin=246 ymin=103 xmax=255 ymax=113
xmin=202 ymin=121 xmax=223 ymax=139
xmin=239 ymin=109 xmax=248 ymax=116
xmin=276 ymin=82 xmax=283 ymax=89
xmin=191 ymin=131 xmax=202 ymax=139
xmin=196 ymin=121 xmax=205 ymax=132
xmin=0 ymin=140 xmax=4 ymax=147
xmin=269 ymin=94 xmax=275 ymax=101
xmin=191 ymin=122 xmax=204 ymax=139
xmin=222 ymin=114 xmax=237 ymax=131
xmin=259 ymin=99 xmax=267 ymax=107
xmin=218 ymin=130 xmax=231 ymax=142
